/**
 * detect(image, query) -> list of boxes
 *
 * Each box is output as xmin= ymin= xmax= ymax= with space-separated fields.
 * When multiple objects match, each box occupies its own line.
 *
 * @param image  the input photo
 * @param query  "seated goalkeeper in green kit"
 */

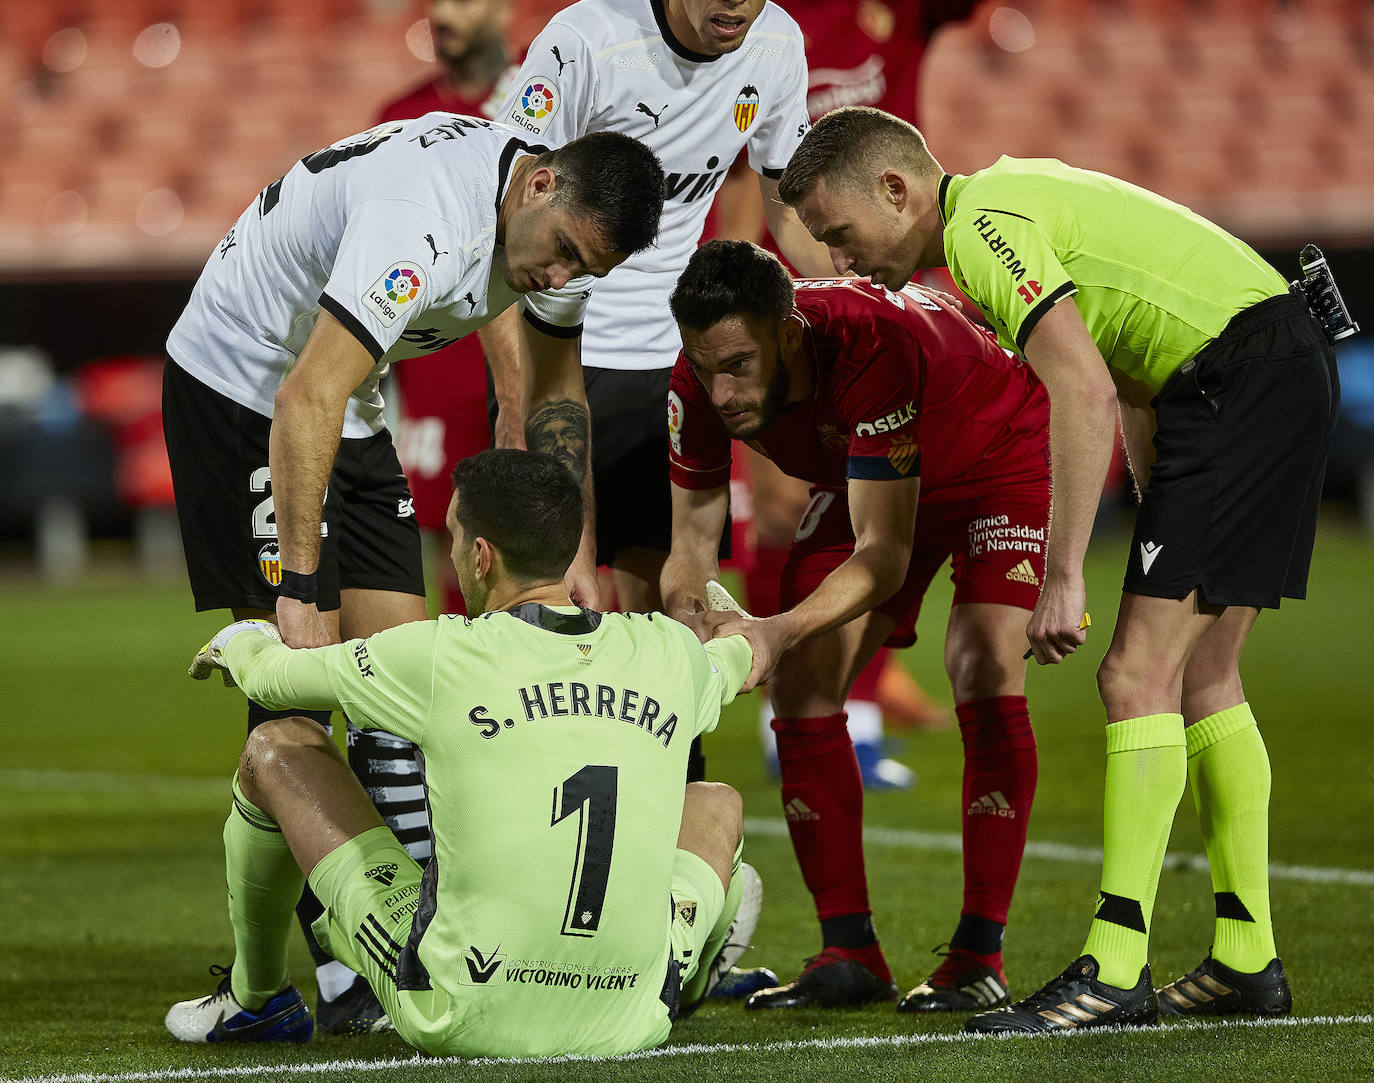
xmin=166 ymin=449 xmax=760 ymax=1058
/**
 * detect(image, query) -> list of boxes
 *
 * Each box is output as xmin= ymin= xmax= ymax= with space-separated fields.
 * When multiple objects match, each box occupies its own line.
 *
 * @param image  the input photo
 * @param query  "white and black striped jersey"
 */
xmin=497 ymin=0 xmax=810 ymax=372
xmin=166 ymin=114 xmax=590 ymax=438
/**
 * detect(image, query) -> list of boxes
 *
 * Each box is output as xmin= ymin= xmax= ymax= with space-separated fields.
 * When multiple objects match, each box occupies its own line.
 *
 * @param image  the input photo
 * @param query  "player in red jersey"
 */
xmin=662 ymin=240 xmax=1049 ymax=1012
xmin=376 ymin=0 xmax=515 ymax=617
xmin=707 ymin=0 xmax=980 ymax=789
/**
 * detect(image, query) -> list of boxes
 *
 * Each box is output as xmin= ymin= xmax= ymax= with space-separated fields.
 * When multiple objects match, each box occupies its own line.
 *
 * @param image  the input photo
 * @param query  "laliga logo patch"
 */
xmin=364 ymin=263 xmax=426 ymax=327
xmin=258 ymin=543 xmax=282 ymax=587
xmin=667 ymin=390 xmax=684 ymax=456
xmin=509 ymin=77 xmax=558 ymax=132
xmin=386 ymin=267 xmax=422 ymax=304
xmin=734 ymin=85 xmax=760 ymax=132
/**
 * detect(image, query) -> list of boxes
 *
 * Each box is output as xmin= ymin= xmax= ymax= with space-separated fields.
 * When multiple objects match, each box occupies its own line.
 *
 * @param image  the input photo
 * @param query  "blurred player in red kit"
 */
xmin=376 ymin=0 xmax=517 ymax=616
xmin=663 ymin=240 xmax=1048 ymax=1011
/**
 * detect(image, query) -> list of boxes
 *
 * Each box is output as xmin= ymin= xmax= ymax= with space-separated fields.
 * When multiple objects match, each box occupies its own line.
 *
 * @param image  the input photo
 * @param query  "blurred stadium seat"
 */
xmin=920 ymin=0 xmax=1374 ymax=246
xmin=1 ymin=0 xmax=1371 ymax=272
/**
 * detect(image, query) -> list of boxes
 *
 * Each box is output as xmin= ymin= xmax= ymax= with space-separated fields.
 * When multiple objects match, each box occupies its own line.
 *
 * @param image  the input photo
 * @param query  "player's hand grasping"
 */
xmin=275 ymin=596 xmax=334 ymax=649
xmin=1025 ymin=573 xmax=1089 ymax=664
xmin=564 ymin=555 xmax=600 ymax=610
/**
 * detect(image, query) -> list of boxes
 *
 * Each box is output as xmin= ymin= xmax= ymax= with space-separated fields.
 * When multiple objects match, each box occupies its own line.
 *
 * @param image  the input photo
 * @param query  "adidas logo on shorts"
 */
xmin=784 ymin=798 xmax=819 ymax=822
xmin=364 ymin=863 xmax=400 ymax=887
xmin=968 ymin=790 xmax=1015 ymax=818
xmin=1005 ymin=559 xmax=1040 ymax=586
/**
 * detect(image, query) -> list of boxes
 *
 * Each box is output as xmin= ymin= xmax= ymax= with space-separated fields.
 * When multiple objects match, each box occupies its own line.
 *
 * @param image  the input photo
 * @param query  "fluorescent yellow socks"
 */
xmin=224 ymin=771 xmax=303 ymax=1009
xmin=1187 ymin=702 xmax=1276 ymax=973
xmin=1081 ymin=713 xmax=1187 ymax=988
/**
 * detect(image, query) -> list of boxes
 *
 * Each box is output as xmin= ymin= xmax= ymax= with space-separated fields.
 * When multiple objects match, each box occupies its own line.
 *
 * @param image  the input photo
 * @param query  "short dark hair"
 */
xmin=669 ymin=239 xmax=795 ymax=332
xmin=450 ymin=449 xmax=582 ymax=583
xmin=777 ymin=106 xmax=934 ymax=205
xmin=541 ymin=131 xmax=664 ymax=256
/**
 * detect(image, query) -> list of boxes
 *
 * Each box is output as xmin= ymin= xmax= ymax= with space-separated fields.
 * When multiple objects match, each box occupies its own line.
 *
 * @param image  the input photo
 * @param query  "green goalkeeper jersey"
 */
xmin=225 ymin=605 xmax=752 ymax=1057
xmin=939 ymin=156 xmax=1287 ymax=391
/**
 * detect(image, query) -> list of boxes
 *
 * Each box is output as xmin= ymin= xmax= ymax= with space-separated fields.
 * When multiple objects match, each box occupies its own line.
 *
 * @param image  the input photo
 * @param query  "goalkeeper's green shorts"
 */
xmin=308 ymin=826 xmax=725 ymax=1056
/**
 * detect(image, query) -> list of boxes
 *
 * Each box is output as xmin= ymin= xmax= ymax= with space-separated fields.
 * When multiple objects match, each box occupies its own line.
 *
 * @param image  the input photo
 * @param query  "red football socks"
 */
xmin=956 ymin=696 xmax=1037 ymax=927
xmin=773 ymin=712 xmax=874 ymax=924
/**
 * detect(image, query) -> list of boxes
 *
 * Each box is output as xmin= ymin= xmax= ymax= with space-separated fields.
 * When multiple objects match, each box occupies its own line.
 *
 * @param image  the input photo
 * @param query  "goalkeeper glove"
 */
xmin=705 ymin=579 xmax=756 ymax=619
xmin=188 ymin=620 xmax=283 ymax=687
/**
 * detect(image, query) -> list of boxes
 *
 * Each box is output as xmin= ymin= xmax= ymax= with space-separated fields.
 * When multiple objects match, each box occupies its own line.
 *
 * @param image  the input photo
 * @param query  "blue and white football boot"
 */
xmin=166 ymin=965 xmax=314 ymax=1043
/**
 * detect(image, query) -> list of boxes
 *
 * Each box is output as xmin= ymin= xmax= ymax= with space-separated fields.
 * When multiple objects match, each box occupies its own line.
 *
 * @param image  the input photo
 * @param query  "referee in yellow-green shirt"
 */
xmin=776 ymin=105 xmax=1341 ymax=1033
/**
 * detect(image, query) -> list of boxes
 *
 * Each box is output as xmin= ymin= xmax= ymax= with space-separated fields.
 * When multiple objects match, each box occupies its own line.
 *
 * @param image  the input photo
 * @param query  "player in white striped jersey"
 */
xmin=487 ymin=0 xmax=834 ymax=617
xmin=167 ymin=117 xmax=663 ymax=643
xmin=164 ymin=118 xmax=663 ymax=1032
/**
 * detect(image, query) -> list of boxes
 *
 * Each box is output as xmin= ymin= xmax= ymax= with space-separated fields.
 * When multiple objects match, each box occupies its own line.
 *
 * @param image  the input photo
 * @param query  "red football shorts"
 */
xmin=392 ymin=341 xmax=491 ymax=533
xmin=780 ymin=479 xmax=1050 ymax=648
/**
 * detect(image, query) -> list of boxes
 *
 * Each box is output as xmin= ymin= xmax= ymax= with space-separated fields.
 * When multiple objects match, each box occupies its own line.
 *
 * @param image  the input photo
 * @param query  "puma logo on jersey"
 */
xmin=425 ymin=234 xmax=448 ymax=264
xmin=1140 ymin=540 xmax=1164 ymax=574
xmin=463 ymin=292 xmax=479 ymax=314
xmin=551 ymin=45 xmax=575 ymax=75
xmin=636 ymin=102 xmax=666 ymax=127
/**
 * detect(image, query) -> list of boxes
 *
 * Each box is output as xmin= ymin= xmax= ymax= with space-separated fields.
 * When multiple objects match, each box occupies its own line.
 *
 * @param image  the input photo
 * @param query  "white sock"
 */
xmin=315 ymin=960 xmax=359 ymax=1002
xmin=845 ymin=700 xmax=883 ymax=747
xmin=760 ymin=700 xmax=778 ymax=760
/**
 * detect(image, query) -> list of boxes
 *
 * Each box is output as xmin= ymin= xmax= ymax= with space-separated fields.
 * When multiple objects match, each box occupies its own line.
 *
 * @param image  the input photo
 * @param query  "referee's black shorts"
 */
xmin=1124 ymin=293 xmax=1341 ymax=609
xmin=163 ymin=357 xmax=425 ymax=613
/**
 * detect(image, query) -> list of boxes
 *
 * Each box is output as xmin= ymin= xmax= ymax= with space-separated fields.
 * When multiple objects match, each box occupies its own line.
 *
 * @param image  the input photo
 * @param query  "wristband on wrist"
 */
xmin=278 ymin=569 xmax=318 ymax=604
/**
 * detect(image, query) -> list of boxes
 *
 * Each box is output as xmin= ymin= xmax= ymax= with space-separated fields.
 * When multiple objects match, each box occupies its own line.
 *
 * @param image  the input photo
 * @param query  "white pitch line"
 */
xmin=3 ymin=772 xmax=1371 ymax=886
xmin=7 ymin=1014 xmax=1372 ymax=1083
xmin=742 ymin=817 xmax=1374 ymax=887
xmin=0 ymin=771 xmax=225 ymax=795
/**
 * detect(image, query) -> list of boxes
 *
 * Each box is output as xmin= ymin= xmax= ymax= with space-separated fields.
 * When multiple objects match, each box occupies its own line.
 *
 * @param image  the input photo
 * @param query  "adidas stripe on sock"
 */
xmin=1187 ymin=702 xmax=1277 ymax=973
xmin=1081 ymin=713 xmax=1187 ymax=989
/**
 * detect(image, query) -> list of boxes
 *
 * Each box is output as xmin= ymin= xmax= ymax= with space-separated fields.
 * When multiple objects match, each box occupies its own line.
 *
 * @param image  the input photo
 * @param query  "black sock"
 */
xmin=820 ymin=913 xmax=877 ymax=950
xmin=950 ymin=914 xmax=1005 ymax=956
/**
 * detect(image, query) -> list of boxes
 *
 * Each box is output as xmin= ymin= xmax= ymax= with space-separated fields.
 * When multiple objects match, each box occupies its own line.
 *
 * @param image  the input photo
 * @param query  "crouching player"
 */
xmin=167 ymin=450 xmax=761 ymax=1058
xmin=661 ymin=241 xmax=1050 ymax=1012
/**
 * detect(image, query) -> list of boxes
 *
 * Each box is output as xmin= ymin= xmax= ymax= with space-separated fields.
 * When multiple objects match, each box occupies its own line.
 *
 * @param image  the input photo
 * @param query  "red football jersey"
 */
xmin=668 ymin=278 xmax=1047 ymax=499
xmin=789 ymin=0 xmax=978 ymax=124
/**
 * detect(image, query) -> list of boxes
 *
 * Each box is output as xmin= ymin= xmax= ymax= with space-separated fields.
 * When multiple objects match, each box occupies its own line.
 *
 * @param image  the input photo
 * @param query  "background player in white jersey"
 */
xmin=163 ymin=118 xmax=663 ymax=1030
xmin=166 ymin=449 xmax=759 ymax=1058
xmin=487 ymin=0 xmax=835 ymax=619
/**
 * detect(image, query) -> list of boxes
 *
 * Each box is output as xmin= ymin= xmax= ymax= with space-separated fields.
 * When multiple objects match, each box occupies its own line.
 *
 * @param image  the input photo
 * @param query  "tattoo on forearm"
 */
xmin=526 ymin=399 xmax=590 ymax=485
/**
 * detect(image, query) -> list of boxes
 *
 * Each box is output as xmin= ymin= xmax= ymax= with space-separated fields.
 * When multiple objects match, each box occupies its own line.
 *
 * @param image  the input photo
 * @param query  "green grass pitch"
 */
xmin=2 ymin=520 xmax=1372 ymax=1081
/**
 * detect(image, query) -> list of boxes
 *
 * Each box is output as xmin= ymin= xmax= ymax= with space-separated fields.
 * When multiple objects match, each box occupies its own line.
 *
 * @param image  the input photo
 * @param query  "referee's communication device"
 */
xmin=1293 ymin=243 xmax=1360 ymax=343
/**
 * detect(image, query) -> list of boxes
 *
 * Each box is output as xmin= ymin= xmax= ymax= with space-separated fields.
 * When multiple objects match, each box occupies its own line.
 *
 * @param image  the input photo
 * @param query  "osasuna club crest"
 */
xmin=886 ymin=434 xmax=919 ymax=476
xmin=734 ymin=85 xmax=760 ymax=132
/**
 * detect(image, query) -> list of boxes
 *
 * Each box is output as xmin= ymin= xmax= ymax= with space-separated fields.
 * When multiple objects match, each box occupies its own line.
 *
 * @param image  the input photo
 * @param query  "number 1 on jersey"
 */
xmin=552 ymin=764 xmax=618 ymax=937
